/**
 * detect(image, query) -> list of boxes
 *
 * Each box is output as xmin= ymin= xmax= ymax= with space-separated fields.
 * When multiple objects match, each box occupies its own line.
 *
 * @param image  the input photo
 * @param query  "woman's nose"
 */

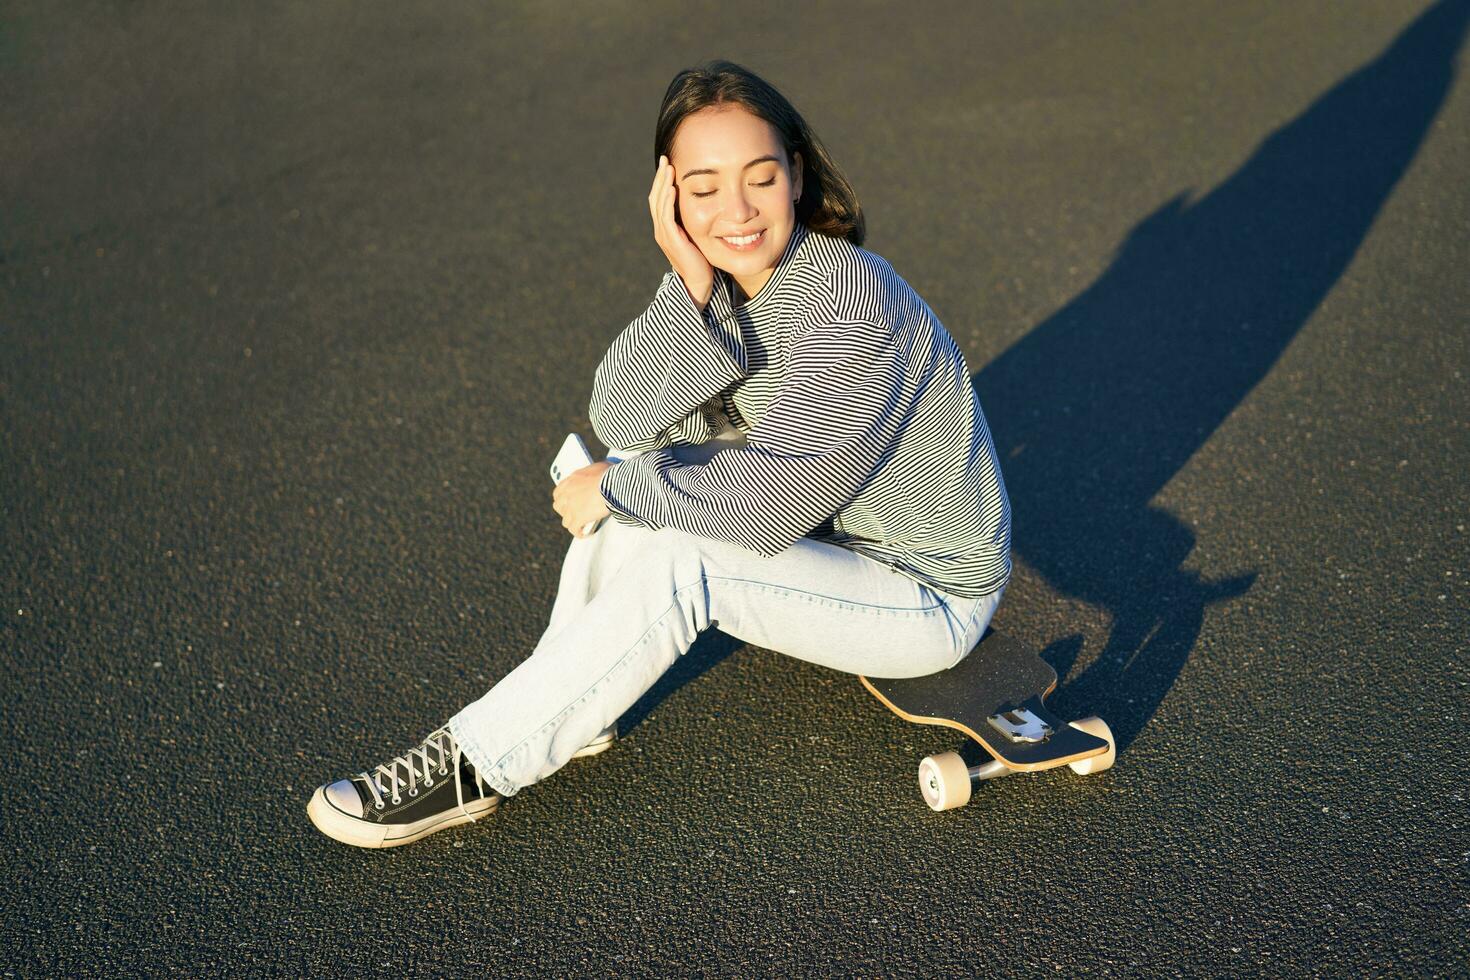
xmin=726 ymin=188 xmax=756 ymax=222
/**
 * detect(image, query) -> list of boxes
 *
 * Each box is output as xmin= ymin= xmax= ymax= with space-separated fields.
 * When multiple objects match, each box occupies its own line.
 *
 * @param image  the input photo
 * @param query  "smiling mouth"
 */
xmin=719 ymin=230 xmax=765 ymax=249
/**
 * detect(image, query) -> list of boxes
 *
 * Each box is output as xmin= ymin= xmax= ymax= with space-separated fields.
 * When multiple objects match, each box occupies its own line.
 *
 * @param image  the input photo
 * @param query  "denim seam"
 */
xmin=485 ymin=575 xmax=711 ymax=777
xmin=946 ymin=594 xmax=996 ymax=670
xmin=714 ymin=575 xmax=963 ymax=678
xmin=703 ymin=574 xmax=946 ymax=615
xmin=940 ymin=602 xmax=962 ymax=659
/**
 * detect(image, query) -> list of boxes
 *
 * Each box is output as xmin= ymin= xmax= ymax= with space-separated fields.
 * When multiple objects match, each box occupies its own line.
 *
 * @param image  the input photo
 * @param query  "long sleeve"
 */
xmin=598 ymin=317 xmax=914 ymax=557
xmin=588 ymin=271 xmax=748 ymax=455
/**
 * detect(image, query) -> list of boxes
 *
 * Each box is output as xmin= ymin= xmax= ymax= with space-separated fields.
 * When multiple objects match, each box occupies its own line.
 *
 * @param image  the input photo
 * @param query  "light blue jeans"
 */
xmin=449 ymin=508 xmax=1005 ymax=797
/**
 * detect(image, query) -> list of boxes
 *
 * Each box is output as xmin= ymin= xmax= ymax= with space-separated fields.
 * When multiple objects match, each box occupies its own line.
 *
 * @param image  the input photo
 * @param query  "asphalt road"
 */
xmin=3 ymin=1 xmax=1467 ymax=973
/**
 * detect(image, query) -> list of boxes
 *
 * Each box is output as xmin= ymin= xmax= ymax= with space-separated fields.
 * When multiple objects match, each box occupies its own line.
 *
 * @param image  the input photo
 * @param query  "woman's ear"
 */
xmin=791 ymin=150 xmax=804 ymax=203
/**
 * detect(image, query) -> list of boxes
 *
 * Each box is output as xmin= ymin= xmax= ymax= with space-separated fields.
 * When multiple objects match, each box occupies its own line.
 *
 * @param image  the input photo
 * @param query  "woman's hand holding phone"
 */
xmin=649 ymin=154 xmax=714 ymax=312
xmin=552 ymin=460 xmax=613 ymax=540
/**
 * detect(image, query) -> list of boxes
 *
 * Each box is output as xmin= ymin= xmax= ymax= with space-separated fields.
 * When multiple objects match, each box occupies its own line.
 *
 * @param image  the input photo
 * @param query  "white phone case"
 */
xmin=550 ymin=432 xmax=595 ymax=485
xmin=550 ymin=432 xmax=606 ymax=537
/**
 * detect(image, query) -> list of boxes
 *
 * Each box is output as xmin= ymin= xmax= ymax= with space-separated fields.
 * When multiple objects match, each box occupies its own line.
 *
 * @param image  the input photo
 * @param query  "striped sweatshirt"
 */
xmin=590 ymin=222 xmax=1011 ymax=599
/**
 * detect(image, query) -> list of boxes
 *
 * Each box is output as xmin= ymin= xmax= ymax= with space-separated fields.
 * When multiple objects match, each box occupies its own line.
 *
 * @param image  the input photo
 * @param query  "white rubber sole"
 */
xmin=307 ymin=786 xmax=499 ymax=848
xmin=570 ymin=725 xmax=617 ymax=758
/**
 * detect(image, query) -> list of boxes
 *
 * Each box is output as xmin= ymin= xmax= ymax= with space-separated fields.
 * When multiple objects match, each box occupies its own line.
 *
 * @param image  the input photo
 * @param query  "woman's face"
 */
xmin=668 ymin=105 xmax=803 ymax=299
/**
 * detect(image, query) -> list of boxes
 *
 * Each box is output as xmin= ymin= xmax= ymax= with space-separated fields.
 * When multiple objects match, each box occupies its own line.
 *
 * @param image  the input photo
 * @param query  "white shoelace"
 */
xmin=354 ymin=727 xmax=481 ymax=822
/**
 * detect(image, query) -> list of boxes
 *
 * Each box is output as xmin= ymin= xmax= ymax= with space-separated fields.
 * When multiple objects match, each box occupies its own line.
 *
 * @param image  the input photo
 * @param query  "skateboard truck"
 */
xmin=987 ymin=699 xmax=1054 ymax=744
xmin=924 ymin=755 xmax=1011 ymax=793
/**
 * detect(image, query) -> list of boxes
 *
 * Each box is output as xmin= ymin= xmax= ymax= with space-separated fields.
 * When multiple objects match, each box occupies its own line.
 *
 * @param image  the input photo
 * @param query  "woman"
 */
xmin=307 ymin=60 xmax=1011 ymax=848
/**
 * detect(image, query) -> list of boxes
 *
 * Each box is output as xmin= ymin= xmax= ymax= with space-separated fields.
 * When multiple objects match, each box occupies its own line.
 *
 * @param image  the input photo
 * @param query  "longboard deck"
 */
xmin=861 ymin=631 xmax=1108 ymax=771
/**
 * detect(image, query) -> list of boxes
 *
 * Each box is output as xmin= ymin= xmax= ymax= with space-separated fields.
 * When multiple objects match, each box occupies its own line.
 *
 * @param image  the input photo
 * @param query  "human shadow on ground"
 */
xmin=976 ymin=0 xmax=1468 ymax=751
xmin=620 ymin=0 xmax=1467 ymax=748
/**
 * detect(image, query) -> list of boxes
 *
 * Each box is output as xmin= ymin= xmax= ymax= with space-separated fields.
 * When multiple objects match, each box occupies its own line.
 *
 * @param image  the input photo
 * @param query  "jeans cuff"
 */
xmin=448 ymin=714 xmax=522 ymax=798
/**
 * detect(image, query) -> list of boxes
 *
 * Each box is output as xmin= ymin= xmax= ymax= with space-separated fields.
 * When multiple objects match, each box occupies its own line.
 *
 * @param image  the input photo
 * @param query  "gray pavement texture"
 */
xmin=2 ymin=0 xmax=1467 ymax=974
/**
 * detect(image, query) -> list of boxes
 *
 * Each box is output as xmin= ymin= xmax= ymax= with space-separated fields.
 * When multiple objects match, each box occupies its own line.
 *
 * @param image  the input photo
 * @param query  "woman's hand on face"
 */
xmin=552 ymin=460 xmax=614 ymax=539
xmin=649 ymin=155 xmax=714 ymax=311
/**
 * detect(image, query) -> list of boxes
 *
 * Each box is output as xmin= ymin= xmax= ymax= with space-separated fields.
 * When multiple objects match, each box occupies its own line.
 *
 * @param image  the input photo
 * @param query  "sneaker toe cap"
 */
xmin=322 ymin=779 xmax=365 ymax=818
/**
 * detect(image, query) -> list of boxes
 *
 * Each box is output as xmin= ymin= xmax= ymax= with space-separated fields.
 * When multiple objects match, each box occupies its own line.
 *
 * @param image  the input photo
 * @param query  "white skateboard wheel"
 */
xmin=918 ymin=752 xmax=972 ymax=811
xmin=1067 ymin=716 xmax=1116 ymax=775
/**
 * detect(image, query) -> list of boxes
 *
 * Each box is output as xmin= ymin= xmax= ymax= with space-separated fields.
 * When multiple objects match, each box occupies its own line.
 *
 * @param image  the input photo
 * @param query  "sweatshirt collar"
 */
xmin=706 ymin=222 xmax=812 ymax=325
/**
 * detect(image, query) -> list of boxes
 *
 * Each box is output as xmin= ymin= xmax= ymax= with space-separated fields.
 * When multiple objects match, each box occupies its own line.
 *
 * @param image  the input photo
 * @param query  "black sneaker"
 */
xmin=306 ymin=723 xmax=618 ymax=848
xmin=307 ymin=726 xmax=498 ymax=848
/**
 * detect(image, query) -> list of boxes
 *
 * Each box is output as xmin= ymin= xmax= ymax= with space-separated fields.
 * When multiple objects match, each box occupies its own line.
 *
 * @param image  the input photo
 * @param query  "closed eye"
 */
xmin=692 ymin=178 xmax=778 ymax=198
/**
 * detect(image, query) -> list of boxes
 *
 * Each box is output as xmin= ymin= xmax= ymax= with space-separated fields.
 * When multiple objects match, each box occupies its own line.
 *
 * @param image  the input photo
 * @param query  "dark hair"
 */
xmin=655 ymin=60 xmax=865 ymax=247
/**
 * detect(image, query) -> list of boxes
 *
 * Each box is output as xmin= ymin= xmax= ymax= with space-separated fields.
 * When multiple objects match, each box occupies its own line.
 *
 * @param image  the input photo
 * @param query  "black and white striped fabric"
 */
xmin=590 ymin=222 xmax=1011 ymax=599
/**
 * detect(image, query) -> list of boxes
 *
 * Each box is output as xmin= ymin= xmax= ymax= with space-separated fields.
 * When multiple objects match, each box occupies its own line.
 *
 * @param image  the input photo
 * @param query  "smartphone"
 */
xmin=550 ymin=432 xmax=595 ymax=485
xmin=550 ymin=433 xmax=606 ymax=537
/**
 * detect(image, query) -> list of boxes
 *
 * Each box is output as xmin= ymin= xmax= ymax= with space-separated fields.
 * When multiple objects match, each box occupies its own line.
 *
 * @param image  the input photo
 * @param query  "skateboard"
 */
xmin=860 ymin=630 xmax=1115 ymax=811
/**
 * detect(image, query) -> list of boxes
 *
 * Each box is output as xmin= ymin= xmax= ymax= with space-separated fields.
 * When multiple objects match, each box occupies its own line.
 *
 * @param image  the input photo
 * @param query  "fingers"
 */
xmin=656 ymin=173 xmax=671 ymax=250
xmin=648 ymin=154 xmax=666 ymax=202
xmin=649 ymin=155 xmax=680 ymax=248
xmin=648 ymin=155 xmax=669 ymax=234
xmin=647 ymin=163 xmax=658 ymax=224
xmin=659 ymin=156 xmax=673 ymax=220
xmin=552 ymin=476 xmax=585 ymax=537
xmin=664 ymin=162 xmax=680 ymax=232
